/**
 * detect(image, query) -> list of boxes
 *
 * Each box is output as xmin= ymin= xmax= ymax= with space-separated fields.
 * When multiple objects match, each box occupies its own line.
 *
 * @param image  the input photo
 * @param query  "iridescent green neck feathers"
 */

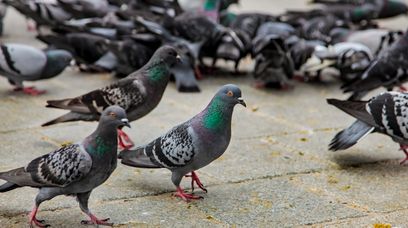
xmin=203 ymin=97 xmax=229 ymax=130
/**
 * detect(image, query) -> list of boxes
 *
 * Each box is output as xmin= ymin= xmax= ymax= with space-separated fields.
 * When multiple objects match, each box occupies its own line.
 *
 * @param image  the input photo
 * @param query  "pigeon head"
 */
xmin=41 ymin=49 xmax=73 ymax=79
xmin=150 ymin=45 xmax=180 ymax=68
xmin=99 ymin=105 xmax=130 ymax=129
xmin=145 ymin=45 xmax=180 ymax=82
xmin=215 ymin=84 xmax=246 ymax=107
xmin=201 ymin=84 xmax=245 ymax=130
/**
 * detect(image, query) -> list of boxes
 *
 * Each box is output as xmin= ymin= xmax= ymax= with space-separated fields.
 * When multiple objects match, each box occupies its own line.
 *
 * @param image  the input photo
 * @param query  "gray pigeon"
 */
xmin=119 ymin=84 xmax=246 ymax=201
xmin=0 ymin=44 xmax=72 ymax=95
xmin=43 ymin=45 xmax=180 ymax=149
xmin=342 ymin=30 xmax=408 ymax=101
xmin=3 ymin=0 xmax=72 ymax=29
xmin=328 ymin=92 xmax=408 ymax=164
xmin=0 ymin=106 xmax=130 ymax=227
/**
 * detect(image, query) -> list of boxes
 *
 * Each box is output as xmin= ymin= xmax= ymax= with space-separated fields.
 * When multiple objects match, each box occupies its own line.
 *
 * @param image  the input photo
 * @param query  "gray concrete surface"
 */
xmin=1 ymin=1 xmax=408 ymax=227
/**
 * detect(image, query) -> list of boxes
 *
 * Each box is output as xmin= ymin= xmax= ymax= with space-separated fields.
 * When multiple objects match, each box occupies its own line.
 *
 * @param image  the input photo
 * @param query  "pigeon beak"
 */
xmin=237 ymin=97 xmax=246 ymax=107
xmin=176 ymin=54 xmax=181 ymax=63
xmin=121 ymin=118 xmax=131 ymax=128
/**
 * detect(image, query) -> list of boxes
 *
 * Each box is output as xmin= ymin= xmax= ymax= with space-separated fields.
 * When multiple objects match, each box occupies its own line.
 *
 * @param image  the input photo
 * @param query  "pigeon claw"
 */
xmin=174 ymin=186 xmax=203 ymax=202
xmin=81 ymin=215 xmax=113 ymax=226
xmin=30 ymin=219 xmax=50 ymax=228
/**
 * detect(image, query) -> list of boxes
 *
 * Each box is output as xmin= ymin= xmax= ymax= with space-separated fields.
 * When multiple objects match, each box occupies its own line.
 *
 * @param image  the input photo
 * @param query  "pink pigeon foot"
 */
xmin=174 ymin=186 xmax=203 ymax=202
xmin=80 ymin=214 xmax=113 ymax=226
xmin=29 ymin=207 xmax=49 ymax=228
xmin=14 ymin=86 xmax=46 ymax=96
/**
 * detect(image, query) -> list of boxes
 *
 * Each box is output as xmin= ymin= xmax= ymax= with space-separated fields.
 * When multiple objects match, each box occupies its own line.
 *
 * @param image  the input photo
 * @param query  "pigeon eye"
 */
xmin=227 ymin=91 xmax=234 ymax=97
xmin=109 ymin=112 xmax=117 ymax=118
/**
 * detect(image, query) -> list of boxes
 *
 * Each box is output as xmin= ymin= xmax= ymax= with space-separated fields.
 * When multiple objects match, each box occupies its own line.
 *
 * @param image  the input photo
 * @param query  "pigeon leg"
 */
xmin=174 ymin=186 xmax=203 ymax=202
xmin=185 ymin=171 xmax=207 ymax=193
xmin=29 ymin=206 xmax=49 ymax=228
xmin=399 ymin=145 xmax=408 ymax=165
xmin=254 ymin=81 xmax=266 ymax=89
xmin=14 ymin=86 xmax=46 ymax=96
xmin=194 ymin=65 xmax=203 ymax=80
xmin=117 ymin=129 xmax=134 ymax=150
xmin=78 ymin=191 xmax=113 ymax=226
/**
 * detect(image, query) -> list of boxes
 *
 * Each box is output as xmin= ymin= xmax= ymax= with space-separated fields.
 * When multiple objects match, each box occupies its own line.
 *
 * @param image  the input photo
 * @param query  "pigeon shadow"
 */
xmin=331 ymin=153 xmax=407 ymax=175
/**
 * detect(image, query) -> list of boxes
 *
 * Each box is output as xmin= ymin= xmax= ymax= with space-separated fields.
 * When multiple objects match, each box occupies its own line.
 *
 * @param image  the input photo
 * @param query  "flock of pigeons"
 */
xmin=1 ymin=0 xmax=408 ymax=227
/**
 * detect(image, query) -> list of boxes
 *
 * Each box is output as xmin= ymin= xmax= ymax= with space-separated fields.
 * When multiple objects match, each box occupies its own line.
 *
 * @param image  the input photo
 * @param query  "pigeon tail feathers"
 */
xmin=329 ymin=120 xmax=375 ymax=151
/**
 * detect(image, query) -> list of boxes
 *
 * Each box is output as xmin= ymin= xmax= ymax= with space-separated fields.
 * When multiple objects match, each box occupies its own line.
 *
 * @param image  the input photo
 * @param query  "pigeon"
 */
xmin=342 ymin=30 xmax=408 ymax=101
xmin=0 ymin=105 xmax=130 ymax=227
xmin=301 ymin=42 xmax=373 ymax=82
xmin=37 ymin=33 xmax=109 ymax=71
xmin=43 ymin=45 xmax=180 ymax=149
xmin=0 ymin=44 xmax=72 ymax=95
xmin=330 ymin=28 xmax=403 ymax=55
xmin=328 ymin=92 xmax=408 ymax=164
xmin=252 ymin=30 xmax=295 ymax=89
xmin=102 ymin=37 xmax=159 ymax=77
xmin=119 ymin=84 xmax=246 ymax=201
xmin=4 ymin=0 xmax=72 ymax=29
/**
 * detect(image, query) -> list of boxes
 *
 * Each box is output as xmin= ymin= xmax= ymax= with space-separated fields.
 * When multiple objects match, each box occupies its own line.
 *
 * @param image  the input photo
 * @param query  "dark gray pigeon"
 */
xmin=0 ymin=44 xmax=72 ymax=95
xmin=328 ymin=92 xmax=408 ymax=164
xmin=119 ymin=84 xmax=246 ymax=201
xmin=43 ymin=45 xmax=180 ymax=149
xmin=37 ymin=32 xmax=109 ymax=71
xmin=343 ymin=30 xmax=408 ymax=101
xmin=0 ymin=105 xmax=130 ymax=227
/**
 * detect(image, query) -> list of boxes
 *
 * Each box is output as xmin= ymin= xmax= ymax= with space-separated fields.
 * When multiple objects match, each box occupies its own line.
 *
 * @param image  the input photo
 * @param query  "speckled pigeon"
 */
xmin=328 ymin=92 xmax=408 ymax=164
xmin=342 ymin=30 xmax=408 ymax=101
xmin=43 ymin=45 xmax=180 ymax=149
xmin=0 ymin=43 xmax=72 ymax=95
xmin=119 ymin=84 xmax=246 ymax=201
xmin=0 ymin=105 xmax=130 ymax=227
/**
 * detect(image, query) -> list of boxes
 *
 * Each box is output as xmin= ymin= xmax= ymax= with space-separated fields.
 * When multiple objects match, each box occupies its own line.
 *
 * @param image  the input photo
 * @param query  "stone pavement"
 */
xmin=1 ymin=1 xmax=408 ymax=227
